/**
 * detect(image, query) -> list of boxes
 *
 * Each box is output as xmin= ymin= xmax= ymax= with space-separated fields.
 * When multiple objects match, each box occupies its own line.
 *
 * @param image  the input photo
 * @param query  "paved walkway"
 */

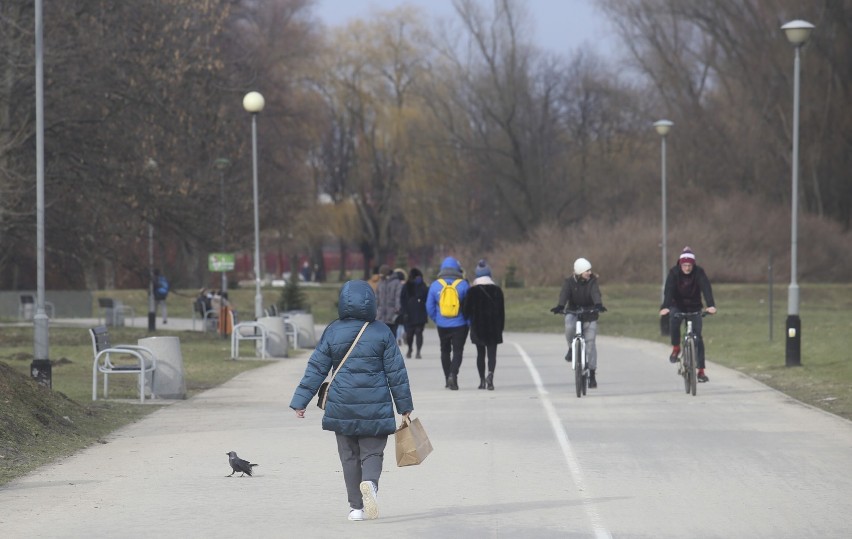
xmin=1 ymin=329 xmax=851 ymax=538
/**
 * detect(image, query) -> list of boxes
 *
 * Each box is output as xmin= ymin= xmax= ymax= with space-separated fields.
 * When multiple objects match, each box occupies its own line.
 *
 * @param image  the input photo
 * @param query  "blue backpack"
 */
xmin=155 ymin=276 xmax=170 ymax=299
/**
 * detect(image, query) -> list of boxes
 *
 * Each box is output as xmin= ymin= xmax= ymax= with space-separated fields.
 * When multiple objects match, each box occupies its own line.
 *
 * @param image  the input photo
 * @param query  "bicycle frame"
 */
xmin=565 ymin=307 xmax=597 ymax=398
xmin=672 ymin=311 xmax=704 ymax=396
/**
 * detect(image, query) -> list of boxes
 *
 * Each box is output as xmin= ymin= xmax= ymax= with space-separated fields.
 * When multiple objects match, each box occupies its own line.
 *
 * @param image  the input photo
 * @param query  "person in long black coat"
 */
xmin=461 ymin=260 xmax=505 ymax=390
xmin=400 ymin=268 xmax=429 ymax=359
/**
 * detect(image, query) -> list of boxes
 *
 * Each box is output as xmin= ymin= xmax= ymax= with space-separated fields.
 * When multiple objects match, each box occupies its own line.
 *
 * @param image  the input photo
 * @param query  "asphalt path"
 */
xmin=1 ymin=327 xmax=850 ymax=538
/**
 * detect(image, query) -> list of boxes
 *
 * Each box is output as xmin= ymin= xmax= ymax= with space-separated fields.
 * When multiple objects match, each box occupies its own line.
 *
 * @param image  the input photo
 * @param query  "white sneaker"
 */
xmin=359 ymin=481 xmax=379 ymax=520
xmin=348 ymin=508 xmax=364 ymax=521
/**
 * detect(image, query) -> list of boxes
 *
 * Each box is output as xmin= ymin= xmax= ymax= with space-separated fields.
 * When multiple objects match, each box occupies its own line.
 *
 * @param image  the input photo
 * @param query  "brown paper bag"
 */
xmin=395 ymin=416 xmax=433 ymax=467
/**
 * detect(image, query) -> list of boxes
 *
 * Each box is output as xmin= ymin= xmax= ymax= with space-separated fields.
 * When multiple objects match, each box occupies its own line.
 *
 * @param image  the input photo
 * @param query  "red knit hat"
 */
xmin=679 ymin=246 xmax=696 ymax=265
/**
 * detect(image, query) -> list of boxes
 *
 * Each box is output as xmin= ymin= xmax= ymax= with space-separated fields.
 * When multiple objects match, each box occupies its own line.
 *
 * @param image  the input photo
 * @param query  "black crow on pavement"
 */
xmin=226 ymin=451 xmax=259 ymax=477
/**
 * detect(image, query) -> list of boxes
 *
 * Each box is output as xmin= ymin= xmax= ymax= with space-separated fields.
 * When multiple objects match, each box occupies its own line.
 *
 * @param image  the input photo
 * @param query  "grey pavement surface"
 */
xmin=2 ymin=326 xmax=851 ymax=538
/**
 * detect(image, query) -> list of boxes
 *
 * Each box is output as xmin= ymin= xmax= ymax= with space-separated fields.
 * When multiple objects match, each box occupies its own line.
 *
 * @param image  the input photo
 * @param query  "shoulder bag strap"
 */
xmin=327 ymin=321 xmax=370 ymax=387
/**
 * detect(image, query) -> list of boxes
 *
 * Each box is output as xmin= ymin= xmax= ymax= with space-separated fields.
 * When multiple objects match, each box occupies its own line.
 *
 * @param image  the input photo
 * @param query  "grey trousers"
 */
xmin=155 ymin=299 xmax=168 ymax=321
xmin=564 ymin=316 xmax=598 ymax=371
xmin=335 ymin=433 xmax=388 ymax=510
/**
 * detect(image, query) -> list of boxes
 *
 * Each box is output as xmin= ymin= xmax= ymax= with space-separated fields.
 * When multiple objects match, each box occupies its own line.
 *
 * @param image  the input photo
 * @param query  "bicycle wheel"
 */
xmin=580 ymin=342 xmax=588 ymax=396
xmin=685 ymin=338 xmax=697 ymax=396
xmin=689 ymin=338 xmax=698 ymax=397
xmin=681 ymin=340 xmax=691 ymax=394
xmin=573 ymin=339 xmax=583 ymax=398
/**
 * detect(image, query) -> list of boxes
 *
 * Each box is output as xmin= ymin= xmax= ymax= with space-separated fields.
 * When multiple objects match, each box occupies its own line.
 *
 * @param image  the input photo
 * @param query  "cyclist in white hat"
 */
xmin=551 ymin=257 xmax=606 ymax=388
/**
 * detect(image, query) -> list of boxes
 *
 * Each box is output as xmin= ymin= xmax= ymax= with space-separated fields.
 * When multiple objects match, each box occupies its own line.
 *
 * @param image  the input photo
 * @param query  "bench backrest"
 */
xmin=90 ymin=325 xmax=111 ymax=354
xmin=98 ymin=298 xmax=114 ymax=308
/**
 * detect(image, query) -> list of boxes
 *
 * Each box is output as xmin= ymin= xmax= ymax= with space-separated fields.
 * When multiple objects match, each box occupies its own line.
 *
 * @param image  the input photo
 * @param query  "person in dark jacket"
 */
xmin=400 ymin=268 xmax=429 ymax=359
xmin=551 ymin=257 xmax=606 ymax=388
xmin=461 ymin=260 xmax=505 ymax=390
xmin=290 ymin=280 xmax=413 ymax=522
xmin=153 ymin=268 xmax=170 ymax=324
xmin=376 ymin=265 xmax=403 ymax=337
xmin=659 ymin=246 xmax=717 ymax=382
xmin=426 ymin=256 xmax=470 ymax=390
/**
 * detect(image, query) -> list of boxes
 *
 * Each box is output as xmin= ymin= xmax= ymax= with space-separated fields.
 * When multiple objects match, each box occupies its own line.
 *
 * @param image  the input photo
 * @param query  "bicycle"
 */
xmin=671 ymin=311 xmax=707 ymax=396
xmin=556 ymin=306 xmax=601 ymax=398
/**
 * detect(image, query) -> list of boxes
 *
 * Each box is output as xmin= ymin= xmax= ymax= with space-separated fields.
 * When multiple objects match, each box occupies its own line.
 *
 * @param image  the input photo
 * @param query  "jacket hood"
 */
xmin=337 ymin=280 xmax=377 ymax=321
xmin=440 ymin=257 xmax=462 ymax=272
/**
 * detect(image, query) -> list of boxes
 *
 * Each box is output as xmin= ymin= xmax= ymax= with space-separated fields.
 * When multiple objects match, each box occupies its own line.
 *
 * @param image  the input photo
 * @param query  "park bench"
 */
xmin=18 ymin=293 xmax=55 ymax=320
xmin=97 ymin=297 xmax=135 ymax=327
xmin=192 ymin=297 xmax=219 ymax=332
xmin=230 ymin=321 xmax=269 ymax=359
xmin=90 ymin=325 xmax=157 ymax=403
xmin=264 ymin=304 xmax=300 ymax=349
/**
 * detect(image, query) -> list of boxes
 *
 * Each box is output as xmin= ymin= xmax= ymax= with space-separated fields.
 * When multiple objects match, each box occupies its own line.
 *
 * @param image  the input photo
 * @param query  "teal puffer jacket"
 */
xmin=290 ymin=280 xmax=413 ymax=436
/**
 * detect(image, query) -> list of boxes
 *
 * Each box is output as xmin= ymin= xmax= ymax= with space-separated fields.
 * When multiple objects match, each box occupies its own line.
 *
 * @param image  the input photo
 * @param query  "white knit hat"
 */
xmin=573 ymin=257 xmax=592 ymax=275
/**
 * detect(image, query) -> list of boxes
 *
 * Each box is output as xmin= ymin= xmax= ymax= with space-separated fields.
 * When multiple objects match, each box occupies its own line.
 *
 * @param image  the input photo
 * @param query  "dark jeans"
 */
xmin=437 ymin=325 xmax=469 ymax=378
xmin=669 ymin=309 xmax=706 ymax=369
xmin=405 ymin=323 xmax=425 ymax=353
xmin=475 ymin=343 xmax=497 ymax=378
xmin=386 ymin=322 xmax=399 ymax=338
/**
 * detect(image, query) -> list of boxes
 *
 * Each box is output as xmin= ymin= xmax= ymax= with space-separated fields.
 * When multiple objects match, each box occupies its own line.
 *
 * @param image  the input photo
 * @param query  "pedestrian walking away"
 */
xmin=376 ymin=264 xmax=404 ymax=338
xmin=400 ymin=267 xmax=429 ymax=359
xmin=393 ymin=268 xmax=408 ymax=345
xmin=153 ymin=268 xmax=170 ymax=324
xmin=290 ymin=280 xmax=414 ymax=522
xmin=426 ymin=256 xmax=470 ymax=390
xmin=659 ymin=246 xmax=717 ymax=382
xmin=551 ymin=257 xmax=606 ymax=388
xmin=462 ymin=259 xmax=505 ymax=390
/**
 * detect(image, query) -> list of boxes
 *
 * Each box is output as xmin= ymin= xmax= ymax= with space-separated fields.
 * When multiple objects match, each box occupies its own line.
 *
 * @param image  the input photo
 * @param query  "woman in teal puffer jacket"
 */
xmin=290 ymin=280 xmax=413 ymax=522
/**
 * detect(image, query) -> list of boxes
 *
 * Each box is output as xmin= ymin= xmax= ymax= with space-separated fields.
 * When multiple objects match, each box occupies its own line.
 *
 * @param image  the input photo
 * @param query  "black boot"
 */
xmin=478 ymin=377 xmax=486 ymax=390
xmin=445 ymin=375 xmax=450 ymax=389
xmin=486 ymin=372 xmax=494 ymax=390
xmin=588 ymin=370 xmax=597 ymax=389
xmin=406 ymin=348 xmax=412 ymax=359
xmin=448 ymin=373 xmax=459 ymax=390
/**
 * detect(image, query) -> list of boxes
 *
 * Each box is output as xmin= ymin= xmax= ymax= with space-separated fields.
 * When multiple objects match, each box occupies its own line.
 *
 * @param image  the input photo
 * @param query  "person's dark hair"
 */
xmin=408 ymin=268 xmax=422 ymax=280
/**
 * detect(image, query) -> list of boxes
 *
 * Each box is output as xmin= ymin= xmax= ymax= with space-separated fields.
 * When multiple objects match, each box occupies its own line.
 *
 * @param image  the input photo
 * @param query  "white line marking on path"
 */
xmin=511 ymin=341 xmax=612 ymax=539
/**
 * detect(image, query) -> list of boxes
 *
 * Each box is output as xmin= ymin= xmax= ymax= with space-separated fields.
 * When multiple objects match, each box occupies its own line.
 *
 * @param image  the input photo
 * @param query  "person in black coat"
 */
xmin=461 ymin=260 xmax=505 ymax=390
xmin=400 ymin=268 xmax=429 ymax=359
xmin=659 ymin=246 xmax=717 ymax=382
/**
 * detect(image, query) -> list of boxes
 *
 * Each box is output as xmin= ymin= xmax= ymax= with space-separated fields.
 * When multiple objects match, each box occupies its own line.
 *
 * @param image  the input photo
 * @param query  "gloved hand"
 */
xmin=595 ymin=304 xmax=607 ymax=313
xmin=550 ymin=305 xmax=564 ymax=314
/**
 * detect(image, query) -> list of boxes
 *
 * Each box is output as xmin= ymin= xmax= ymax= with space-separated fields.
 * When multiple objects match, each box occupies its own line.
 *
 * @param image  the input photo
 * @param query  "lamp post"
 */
xmin=780 ymin=19 xmax=814 ymax=367
xmin=214 ymin=157 xmax=231 ymax=294
xmin=31 ymin=0 xmax=51 ymax=387
xmin=654 ymin=119 xmax=673 ymax=336
xmin=243 ymin=91 xmax=265 ymax=320
xmin=144 ymin=158 xmax=158 ymax=332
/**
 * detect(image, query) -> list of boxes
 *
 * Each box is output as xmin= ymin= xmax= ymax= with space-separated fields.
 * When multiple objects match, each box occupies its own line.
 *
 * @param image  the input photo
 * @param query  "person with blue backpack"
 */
xmin=426 ymin=257 xmax=470 ymax=390
xmin=153 ymin=268 xmax=170 ymax=325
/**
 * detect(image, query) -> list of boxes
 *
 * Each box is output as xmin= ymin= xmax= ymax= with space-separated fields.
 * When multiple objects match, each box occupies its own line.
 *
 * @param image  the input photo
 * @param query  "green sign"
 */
xmin=209 ymin=253 xmax=235 ymax=272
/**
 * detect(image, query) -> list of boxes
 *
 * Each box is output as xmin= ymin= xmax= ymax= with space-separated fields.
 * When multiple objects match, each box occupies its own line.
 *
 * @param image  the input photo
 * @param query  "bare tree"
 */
xmin=600 ymin=0 xmax=852 ymax=228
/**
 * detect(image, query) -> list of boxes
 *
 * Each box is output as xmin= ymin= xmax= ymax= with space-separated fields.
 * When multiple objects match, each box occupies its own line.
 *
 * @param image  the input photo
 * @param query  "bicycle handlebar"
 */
xmin=565 ymin=307 xmax=601 ymax=314
xmin=671 ymin=311 xmax=708 ymax=319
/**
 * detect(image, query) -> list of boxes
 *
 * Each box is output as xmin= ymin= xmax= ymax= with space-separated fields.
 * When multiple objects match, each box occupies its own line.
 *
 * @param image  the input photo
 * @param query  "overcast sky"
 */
xmin=312 ymin=0 xmax=617 ymax=58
